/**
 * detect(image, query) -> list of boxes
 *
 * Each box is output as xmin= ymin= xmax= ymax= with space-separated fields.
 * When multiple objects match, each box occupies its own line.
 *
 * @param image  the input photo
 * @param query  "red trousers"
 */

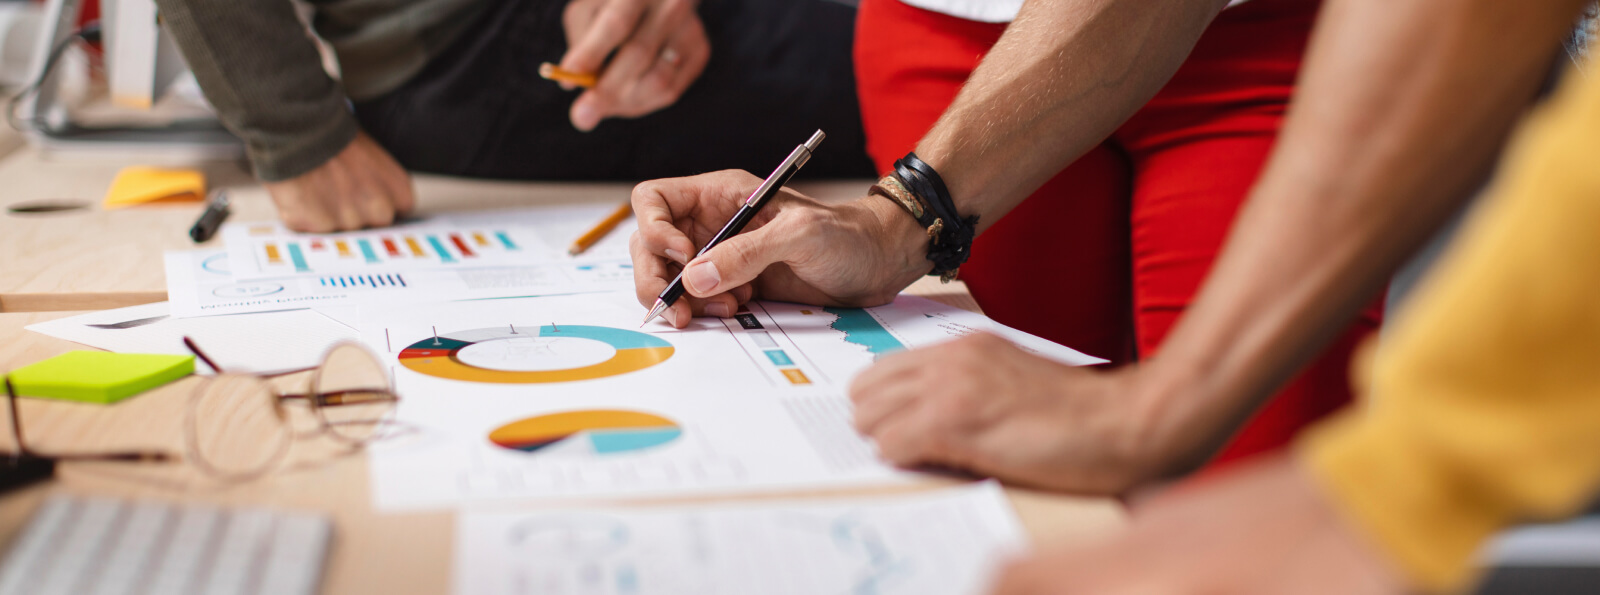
xmin=854 ymin=0 xmax=1380 ymax=466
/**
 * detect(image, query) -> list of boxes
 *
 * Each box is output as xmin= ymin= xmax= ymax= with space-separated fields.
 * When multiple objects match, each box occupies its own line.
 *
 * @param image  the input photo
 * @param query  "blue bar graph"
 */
xmin=318 ymin=274 xmax=407 ymax=289
xmin=286 ymin=243 xmax=311 ymax=273
xmin=427 ymin=235 xmax=456 ymax=263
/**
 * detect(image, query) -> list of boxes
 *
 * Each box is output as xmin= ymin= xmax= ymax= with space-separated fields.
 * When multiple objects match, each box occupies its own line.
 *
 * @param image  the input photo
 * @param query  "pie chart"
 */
xmin=399 ymin=325 xmax=673 ymax=384
xmin=489 ymin=410 xmax=682 ymax=455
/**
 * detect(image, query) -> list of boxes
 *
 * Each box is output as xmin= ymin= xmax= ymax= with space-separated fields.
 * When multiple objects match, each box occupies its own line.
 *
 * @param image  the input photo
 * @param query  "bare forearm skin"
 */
xmin=1142 ymin=0 xmax=1591 ymax=473
xmin=912 ymin=0 xmax=1232 ymax=232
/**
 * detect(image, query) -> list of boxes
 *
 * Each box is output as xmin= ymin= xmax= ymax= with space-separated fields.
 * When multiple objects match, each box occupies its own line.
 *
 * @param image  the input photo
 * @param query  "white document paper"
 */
xmin=221 ymin=204 xmax=637 ymax=281
xmin=360 ymin=291 xmax=912 ymax=510
xmin=358 ymin=291 xmax=1101 ymax=510
xmin=456 ymin=482 xmax=1028 ymax=595
xmin=25 ymin=302 xmax=357 ymax=374
xmin=165 ymin=250 xmax=635 ymax=319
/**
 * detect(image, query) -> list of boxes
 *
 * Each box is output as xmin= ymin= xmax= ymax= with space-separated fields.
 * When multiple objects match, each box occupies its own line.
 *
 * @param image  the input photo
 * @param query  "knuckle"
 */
xmin=631 ymin=180 xmax=659 ymax=205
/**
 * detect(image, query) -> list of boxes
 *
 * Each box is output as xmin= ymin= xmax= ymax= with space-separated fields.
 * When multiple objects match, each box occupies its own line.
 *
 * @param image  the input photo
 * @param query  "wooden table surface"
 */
xmin=0 ymin=146 xmax=872 ymax=313
xmin=0 ymin=152 xmax=1125 ymax=593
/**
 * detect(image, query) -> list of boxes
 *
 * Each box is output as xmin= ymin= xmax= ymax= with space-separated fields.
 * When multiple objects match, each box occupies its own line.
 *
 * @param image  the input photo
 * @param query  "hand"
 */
xmin=263 ymin=131 xmax=416 ymax=232
xmin=630 ymin=170 xmax=931 ymax=327
xmin=991 ymin=455 xmax=1407 ymax=595
xmin=851 ymin=333 xmax=1165 ymax=494
xmin=559 ymin=0 xmax=710 ymax=131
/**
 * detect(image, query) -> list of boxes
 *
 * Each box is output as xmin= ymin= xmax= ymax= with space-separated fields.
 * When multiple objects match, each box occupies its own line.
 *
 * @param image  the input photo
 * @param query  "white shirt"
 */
xmin=900 ymin=0 xmax=1252 ymax=24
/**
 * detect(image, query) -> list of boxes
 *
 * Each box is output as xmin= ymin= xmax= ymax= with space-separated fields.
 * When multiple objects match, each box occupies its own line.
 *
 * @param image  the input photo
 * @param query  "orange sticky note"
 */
xmin=102 ymin=166 xmax=207 ymax=209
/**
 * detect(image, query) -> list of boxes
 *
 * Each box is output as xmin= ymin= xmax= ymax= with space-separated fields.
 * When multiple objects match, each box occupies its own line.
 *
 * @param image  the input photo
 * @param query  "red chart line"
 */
xmin=450 ymin=234 xmax=476 ymax=257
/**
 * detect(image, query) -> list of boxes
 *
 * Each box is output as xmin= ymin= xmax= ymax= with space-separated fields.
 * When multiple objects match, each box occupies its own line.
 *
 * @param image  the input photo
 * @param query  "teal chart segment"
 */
xmin=823 ymin=308 xmax=905 ymax=355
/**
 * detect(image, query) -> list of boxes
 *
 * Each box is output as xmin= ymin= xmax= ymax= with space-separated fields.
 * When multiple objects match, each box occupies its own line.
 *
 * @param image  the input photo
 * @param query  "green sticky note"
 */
xmin=6 ymin=351 xmax=194 ymax=404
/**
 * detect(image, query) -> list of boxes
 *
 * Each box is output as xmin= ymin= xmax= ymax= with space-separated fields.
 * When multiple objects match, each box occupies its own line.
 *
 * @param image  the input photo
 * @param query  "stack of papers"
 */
xmin=24 ymin=202 xmax=1113 ymax=595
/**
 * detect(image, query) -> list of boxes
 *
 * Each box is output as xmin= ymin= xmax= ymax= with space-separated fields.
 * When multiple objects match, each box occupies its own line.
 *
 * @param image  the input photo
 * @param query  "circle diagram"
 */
xmin=399 ymin=325 xmax=673 ymax=383
xmin=211 ymin=282 xmax=285 ymax=298
xmin=489 ymin=410 xmax=682 ymax=455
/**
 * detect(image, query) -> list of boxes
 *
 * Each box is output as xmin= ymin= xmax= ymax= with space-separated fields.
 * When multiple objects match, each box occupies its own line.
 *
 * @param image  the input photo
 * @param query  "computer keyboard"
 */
xmin=0 ymin=494 xmax=332 ymax=595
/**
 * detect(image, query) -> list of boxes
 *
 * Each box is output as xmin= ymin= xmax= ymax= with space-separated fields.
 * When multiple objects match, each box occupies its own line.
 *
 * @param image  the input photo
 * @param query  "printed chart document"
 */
xmin=25 ymin=302 xmax=357 ymax=374
xmin=358 ymin=291 xmax=1102 ymax=510
xmin=456 ymin=482 xmax=1027 ymax=595
xmin=165 ymin=250 xmax=634 ymax=318
xmin=220 ymin=204 xmax=636 ymax=281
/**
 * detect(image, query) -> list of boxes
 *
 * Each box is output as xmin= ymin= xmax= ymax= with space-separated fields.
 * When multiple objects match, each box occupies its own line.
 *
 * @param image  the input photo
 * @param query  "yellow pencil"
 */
xmin=569 ymin=202 xmax=633 ymax=256
xmin=539 ymin=62 xmax=598 ymax=88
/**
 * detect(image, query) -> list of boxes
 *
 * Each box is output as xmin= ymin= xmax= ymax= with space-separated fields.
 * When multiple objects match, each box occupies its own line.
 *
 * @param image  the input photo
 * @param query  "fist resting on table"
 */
xmin=265 ymin=131 xmax=416 ymax=233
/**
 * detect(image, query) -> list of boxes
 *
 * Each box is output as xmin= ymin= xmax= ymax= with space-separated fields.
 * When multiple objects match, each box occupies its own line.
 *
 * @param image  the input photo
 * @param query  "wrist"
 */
xmin=1106 ymin=358 xmax=1215 ymax=481
xmin=858 ymin=194 xmax=934 ymax=282
xmin=1127 ymin=349 xmax=1252 ymax=479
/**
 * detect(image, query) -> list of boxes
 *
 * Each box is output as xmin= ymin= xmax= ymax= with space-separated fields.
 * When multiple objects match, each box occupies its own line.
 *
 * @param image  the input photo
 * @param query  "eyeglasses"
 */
xmin=2 ymin=338 xmax=400 ymax=481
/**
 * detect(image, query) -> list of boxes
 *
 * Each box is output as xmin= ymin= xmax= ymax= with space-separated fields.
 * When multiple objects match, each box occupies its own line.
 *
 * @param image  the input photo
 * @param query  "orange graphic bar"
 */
xmin=781 ymin=369 xmax=811 ymax=385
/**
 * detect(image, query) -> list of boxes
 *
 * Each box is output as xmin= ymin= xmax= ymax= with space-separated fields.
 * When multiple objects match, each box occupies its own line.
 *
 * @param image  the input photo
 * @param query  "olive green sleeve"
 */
xmin=155 ymin=0 xmax=358 ymax=181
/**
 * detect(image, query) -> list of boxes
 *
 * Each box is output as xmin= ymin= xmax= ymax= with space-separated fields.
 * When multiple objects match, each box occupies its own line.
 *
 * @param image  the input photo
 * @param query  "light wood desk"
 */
xmin=0 ymin=148 xmax=908 ymax=313
xmin=0 ymin=156 xmax=1126 ymax=593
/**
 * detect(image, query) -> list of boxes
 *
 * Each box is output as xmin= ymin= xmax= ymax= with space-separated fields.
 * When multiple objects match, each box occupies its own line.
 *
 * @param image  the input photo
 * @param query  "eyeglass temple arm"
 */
xmin=5 ymin=377 xmax=37 ymax=459
xmin=182 ymin=336 xmax=224 ymax=374
xmin=4 ymin=377 xmax=175 ymax=463
xmin=279 ymin=389 xmax=400 ymax=406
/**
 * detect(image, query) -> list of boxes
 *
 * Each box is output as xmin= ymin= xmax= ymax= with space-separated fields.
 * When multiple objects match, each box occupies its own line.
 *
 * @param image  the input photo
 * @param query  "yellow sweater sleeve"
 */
xmin=1299 ymin=62 xmax=1600 ymax=593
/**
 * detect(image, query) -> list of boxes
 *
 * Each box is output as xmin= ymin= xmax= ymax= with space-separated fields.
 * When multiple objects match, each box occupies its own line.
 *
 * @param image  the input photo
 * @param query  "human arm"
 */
xmin=850 ymin=0 xmax=1592 ymax=492
xmin=990 ymin=58 xmax=1600 ymax=594
xmin=990 ymin=455 xmax=1406 ymax=595
xmin=155 ymin=0 xmax=414 ymax=231
xmin=914 ymin=0 xmax=1230 ymax=226
xmin=1111 ymin=0 xmax=1591 ymax=474
xmin=629 ymin=0 xmax=1232 ymax=325
xmin=557 ymin=0 xmax=710 ymax=131
xmin=1301 ymin=58 xmax=1600 ymax=592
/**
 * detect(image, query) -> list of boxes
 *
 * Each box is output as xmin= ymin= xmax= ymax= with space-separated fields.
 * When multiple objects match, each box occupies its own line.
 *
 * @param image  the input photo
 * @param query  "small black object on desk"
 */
xmin=188 ymin=190 xmax=231 ymax=243
xmin=0 ymin=456 xmax=55 ymax=494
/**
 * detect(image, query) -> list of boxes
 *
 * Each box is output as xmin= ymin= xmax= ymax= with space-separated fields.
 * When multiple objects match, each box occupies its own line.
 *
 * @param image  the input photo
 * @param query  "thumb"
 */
xmin=681 ymin=222 xmax=791 ymax=298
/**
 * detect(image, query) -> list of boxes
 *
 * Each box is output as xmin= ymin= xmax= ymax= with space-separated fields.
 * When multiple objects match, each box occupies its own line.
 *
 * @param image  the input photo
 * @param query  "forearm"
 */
xmin=1138 ymin=0 xmax=1588 ymax=469
xmin=912 ymin=0 xmax=1229 ymax=230
xmin=1303 ymin=57 xmax=1600 ymax=590
xmin=156 ymin=0 xmax=358 ymax=180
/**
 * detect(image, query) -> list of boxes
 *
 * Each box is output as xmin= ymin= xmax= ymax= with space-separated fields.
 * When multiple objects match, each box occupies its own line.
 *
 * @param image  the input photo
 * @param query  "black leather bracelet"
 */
xmin=892 ymin=152 xmax=978 ymax=282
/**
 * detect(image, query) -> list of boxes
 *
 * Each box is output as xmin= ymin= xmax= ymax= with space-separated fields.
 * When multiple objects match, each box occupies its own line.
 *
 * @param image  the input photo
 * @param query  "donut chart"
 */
xmin=489 ymin=410 xmax=682 ymax=455
xmin=399 ymin=325 xmax=674 ymax=384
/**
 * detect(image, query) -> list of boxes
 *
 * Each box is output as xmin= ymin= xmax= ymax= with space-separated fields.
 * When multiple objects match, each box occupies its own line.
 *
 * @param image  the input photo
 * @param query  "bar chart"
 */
xmin=233 ymin=225 xmax=537 ymax=279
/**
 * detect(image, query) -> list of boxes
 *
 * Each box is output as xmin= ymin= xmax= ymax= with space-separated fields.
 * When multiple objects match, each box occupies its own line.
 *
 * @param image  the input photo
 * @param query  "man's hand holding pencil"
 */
xmin=547 ymin=0 xmax=711 ymax=132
